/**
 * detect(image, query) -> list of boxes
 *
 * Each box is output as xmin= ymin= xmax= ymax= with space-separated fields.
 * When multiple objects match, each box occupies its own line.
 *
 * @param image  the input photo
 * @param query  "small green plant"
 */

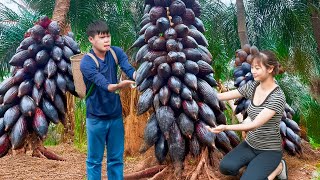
xmin=44 ymin=123 xmax=63 ymax=146
xmin=74 ymin=99 xmax=88 ymax=153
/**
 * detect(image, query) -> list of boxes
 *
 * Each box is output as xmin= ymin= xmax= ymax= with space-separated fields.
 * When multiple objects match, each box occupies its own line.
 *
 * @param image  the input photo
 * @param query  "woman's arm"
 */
xmin=217 ymin=89 xmax=243 ymax=101
xmin=208 ymin=108 xmax=276 ymax=133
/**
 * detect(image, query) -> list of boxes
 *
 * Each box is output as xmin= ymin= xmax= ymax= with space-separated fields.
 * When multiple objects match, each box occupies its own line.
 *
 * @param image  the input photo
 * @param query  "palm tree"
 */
xmin=244 ymin=0 xmax=320 ymax=143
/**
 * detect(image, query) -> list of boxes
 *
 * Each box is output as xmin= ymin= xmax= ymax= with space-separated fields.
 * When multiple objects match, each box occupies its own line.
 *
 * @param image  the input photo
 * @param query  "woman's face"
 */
xmin=251 ymin=59 xmax=274 ymax=81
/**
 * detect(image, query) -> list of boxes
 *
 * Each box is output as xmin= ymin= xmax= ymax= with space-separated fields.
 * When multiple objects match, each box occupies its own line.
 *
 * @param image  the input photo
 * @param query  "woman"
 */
xmin=207 ymin=50 xmax=288 ymax=180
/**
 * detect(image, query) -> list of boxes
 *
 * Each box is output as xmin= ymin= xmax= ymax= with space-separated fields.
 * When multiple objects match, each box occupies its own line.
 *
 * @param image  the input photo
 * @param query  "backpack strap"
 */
xmin=109 ymin=47 xmax=123 ymax=81
xmin=84 ymin=49 xmax=121 ymax=99
xmin=109 ymin=48 xmax=118 ymax=65
xmin=84 ymin=52 xmax=99 ymax=100
xmin=86 ymin=53 xmax=100 ymax=68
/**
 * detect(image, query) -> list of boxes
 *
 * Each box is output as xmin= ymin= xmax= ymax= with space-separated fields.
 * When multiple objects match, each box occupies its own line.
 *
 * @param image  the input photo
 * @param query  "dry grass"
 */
xmin=120 ymin=87 xmax=150 ymax=156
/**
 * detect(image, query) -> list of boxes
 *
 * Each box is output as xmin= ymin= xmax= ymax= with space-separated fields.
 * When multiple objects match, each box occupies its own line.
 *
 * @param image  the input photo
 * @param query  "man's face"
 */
xmin=89 ymin=33 xmax=111 ymax=52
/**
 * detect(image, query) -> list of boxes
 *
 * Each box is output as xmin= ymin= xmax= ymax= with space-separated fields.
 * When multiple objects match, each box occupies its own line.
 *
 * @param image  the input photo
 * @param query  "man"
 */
xmin=80 ymin=20 xmax=136 ymax=180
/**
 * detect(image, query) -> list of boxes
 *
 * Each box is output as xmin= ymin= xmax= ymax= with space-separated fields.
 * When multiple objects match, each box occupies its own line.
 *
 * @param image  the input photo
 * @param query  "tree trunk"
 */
xmin=236 ymin=0 xmax=249 ymax=47
xmin=309 ymin=3 xmax=320 ymax=55
xmin=51 ymin=0 xmax=74 ymax=143
xmin=308 ymin=1 xmax=320 ymax=101
xmin=52 ymin=0 xmax=71 ymax=35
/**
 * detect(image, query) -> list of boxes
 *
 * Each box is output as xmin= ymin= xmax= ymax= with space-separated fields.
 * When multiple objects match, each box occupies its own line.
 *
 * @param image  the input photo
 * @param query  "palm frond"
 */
xmin=0 ymin=4 xmax=41 ymax=78
xmin=22 ymin=0 xmax=55 ymax=18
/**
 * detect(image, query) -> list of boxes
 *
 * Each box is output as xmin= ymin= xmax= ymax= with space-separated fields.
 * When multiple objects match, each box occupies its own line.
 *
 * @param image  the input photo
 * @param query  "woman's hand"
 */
xmin=206 ymin=125 xmax=227 ymax=134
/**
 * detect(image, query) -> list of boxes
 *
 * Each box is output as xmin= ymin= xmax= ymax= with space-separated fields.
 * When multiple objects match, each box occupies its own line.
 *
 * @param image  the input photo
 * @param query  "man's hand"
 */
xmin=118 ymin=80 xmax=135 ymax=88
xmin=107 ymin=80 xmax=135 ymax=92
xmin=206 ymin=125 xmax=227 ymax=134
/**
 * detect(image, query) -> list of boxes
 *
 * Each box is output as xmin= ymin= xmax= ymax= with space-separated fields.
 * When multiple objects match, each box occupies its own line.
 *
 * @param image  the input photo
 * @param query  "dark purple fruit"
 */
xmin=225 ymin=130 xmax=240 ymax=148
xmin=155 ymin=134 xmax=168 ymax=163
xmin=195 ymin=121 xmax=216 ymax=148
xmin=174 ymin=24 xmax=189 ymax=38
xmin=198 ymin=102 xmax=217 ymax=127
xmin=184 ymin=73 xmax=197 ymax=90
xmin=63 ymin=35 xmax=80 ymax=53
xmin=27 ymin=43 xmax=42 ymax=57
xmin=63 ymin=46 xmax=74 ymax=61
xmin=10 ymin=115 xmax=27 ymax=149
xmin=156 ymin=17 xmax=170 ymax=33
xmin=190 ymin=135 xmax=201 ymax=156
xmin=42 ymin=34 xmax=54 ymax=49
xmin=156 ymin=106 xmax=175 ymax=139
xmin=144 ymin=113 xmax=160 ymax=147
xmin=57 ymin=59 xmax=68 ymax=72
xmin=42 ymin=98 xmax=59 ymax=124
xmin=0 ymin=77 xmax=16 ymax=95
xmin=34 ymin=70 xmax=45 ymax=89
xmin=159 ymin=86 xmax=171 ymax=106
xmin=35 ymin=50 xmax=50 ymax=67
xmin=44 ymin=59 xmax=57 ymax=78
xmin=0 ymin=134 xmax=11 ymax=157
xmin=51 ymin=46 xmax=63 ymax=61
xmin=216 ymin=132 xmax=233 ymax=153
xmin=3 ymin=105 xmax=20 ymax=131
xmin=23 ymin=58 xmax=37 ymax=74
xmin=197 ymin=79 xmax=220 ymax=111
xmin=19 ymin=37 xmax=36 ymax=49
xmin=3 ymin=86 xmax=19 ymax=105
xmin=183 ymin=100 xmax=199 ymax=122
xmin=157 ymin=63 xmax=171 ymax=79
xmin=18 ymin=80 xmax=33 ymax=97
xmin=54 ymin=93 xmax=66 ymax=115
xmin=9 ymin=50 xmax=30 ymax=66
xmin=182 ymin=8 xmax=196 ymax=25
xmin=177 ymin=113 xmax=194 ymax=138
xmin=48 ymin=21 xmax=60 ymax=36
xmin=20 ymin=95 xmax=36 ymax=117
xmin=33 ymin=108 xmax=48 ymax=140
xmin=55 ymin=73 xmax=67 ymax=93
xmin=149 ymin=6 xmax=166 ymax=24
xmin=183 ymin=48 xmax=202 ymax=61
xmin=30 ymin=25 xmax=45 ymax=41
xmin=137 ymin=88 xmax=154 ymax=115
xmin=185 ymin=60 xmax=199 ymax=74
xmin=44 ymin=78 xmax=56 ymax=101
xmin=171 ymin=62 xmax=185 ymax=77
xmin=164 ymin=28 xmax=177 ymax=40
xmin=32 ymin=85 xmax=43 ymax=106
xmin=170 ymin=0 xmax=186 ymax=16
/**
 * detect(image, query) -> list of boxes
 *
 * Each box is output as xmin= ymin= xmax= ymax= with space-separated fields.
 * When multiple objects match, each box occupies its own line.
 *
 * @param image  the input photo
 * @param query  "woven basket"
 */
xmin=70 ymin=53 xmax=86 ymax=99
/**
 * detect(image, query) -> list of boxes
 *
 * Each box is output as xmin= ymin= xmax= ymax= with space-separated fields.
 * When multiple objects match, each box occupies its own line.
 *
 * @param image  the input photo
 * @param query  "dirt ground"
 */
xmin=0 ymin=140 xmax=319 ymax=180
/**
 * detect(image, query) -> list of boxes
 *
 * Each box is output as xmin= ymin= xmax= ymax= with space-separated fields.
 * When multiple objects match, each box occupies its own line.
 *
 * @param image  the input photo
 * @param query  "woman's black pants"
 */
xmin=219 ymin=141 xmax=282 ymax=180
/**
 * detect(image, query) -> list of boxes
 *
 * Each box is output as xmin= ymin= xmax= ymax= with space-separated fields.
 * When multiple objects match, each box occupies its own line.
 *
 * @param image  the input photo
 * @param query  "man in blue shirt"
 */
xmin=80 ymin=20 xmax=136 ymax=180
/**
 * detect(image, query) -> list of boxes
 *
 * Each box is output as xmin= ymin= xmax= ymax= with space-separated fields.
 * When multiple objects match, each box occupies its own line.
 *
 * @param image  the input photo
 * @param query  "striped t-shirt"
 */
xmin=237 ymin=81 xmax=286 ymax=151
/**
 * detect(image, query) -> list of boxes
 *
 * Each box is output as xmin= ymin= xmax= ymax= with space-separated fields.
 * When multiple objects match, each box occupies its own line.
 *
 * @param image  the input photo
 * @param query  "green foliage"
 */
xmin=0 ymin=2 xmax=42 ymax=78
xmin=74 ymin=99 xmax=87 ymax=152
xmin=278 ymin=74 xmax=320 ymax=143
xmin=44 ymin=124 xmax=63 ymax=146
xmin=200 ymin=1 xmax=239 ymax=81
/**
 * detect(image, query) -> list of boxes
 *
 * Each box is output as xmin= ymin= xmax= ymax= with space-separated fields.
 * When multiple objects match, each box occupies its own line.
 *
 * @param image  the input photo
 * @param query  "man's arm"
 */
xmin=80 ymin=55 xmax=111 ymax=92
xmin=116 ymin=47 xmax=136 ymax=80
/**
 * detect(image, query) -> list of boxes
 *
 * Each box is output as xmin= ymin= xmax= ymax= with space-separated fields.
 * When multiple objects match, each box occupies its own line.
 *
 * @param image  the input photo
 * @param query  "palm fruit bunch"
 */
xmin=0 ymin=16 xmax=79 ymax=158
xmin=232 ymin=44 xmax=302 ymax=155
xmin=132 ymin=0 xmax=241 ymax=175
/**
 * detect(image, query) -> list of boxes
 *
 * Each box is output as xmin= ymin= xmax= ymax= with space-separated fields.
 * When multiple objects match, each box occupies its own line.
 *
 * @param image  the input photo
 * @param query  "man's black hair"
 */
xmin=86 ymin=20 xmax=110 ymax=37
